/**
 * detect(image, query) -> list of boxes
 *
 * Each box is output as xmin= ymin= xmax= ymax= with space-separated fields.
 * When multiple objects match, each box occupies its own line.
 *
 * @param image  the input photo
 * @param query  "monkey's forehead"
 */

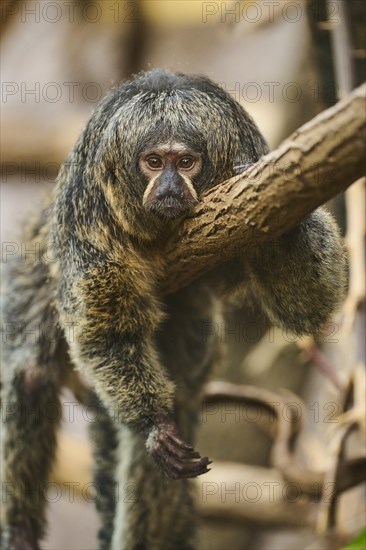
xmin=109 ymin=91 xmax=236 ymax=147
xmin=104 ymin=79 xmax=237 ymax=125
xmin=139 ymin=142 xmax=198 ymax=154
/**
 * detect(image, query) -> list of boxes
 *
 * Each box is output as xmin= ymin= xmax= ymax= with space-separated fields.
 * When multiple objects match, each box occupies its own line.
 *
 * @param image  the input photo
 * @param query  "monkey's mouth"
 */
xmin=145 ymin=196 xmax=197 ymax=220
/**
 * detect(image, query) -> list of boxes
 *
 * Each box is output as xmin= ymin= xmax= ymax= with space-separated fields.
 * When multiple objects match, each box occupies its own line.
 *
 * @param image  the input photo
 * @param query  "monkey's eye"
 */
xmin=177 ymin=156 xmax=195 ymax=170
xmin=146 ymin=156 xmax=164 ymax=170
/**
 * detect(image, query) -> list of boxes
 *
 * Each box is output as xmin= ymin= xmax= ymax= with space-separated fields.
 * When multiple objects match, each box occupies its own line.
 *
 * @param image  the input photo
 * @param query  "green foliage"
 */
xmin=343 ymin=527 xmax=366 ymax=550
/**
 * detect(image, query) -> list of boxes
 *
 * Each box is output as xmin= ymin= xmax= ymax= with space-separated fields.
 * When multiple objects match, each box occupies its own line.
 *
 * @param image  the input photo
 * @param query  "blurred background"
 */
xmin=1 ymin=1 xmax=365 ymax=549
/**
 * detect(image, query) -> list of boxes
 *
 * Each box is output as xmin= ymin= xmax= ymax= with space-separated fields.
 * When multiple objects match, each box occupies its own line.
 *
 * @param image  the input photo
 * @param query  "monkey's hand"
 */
xmin=146 ymin=413 xmax=211 ymax=479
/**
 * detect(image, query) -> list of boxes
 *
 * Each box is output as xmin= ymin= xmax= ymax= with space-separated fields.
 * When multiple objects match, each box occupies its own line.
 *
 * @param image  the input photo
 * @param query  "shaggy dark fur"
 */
xmin=1 ymin=70 xmax=346 ymax=550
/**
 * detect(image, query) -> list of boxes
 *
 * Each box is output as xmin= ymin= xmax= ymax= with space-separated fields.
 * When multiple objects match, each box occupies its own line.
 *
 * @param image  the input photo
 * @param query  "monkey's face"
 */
xmin=139 ymin=143 xmax=202 ymax=220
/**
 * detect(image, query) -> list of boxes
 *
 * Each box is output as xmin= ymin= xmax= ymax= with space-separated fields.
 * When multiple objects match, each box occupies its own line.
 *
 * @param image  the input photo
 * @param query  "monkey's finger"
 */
xmin=188 ymin=458 xmax=212 ymax=477
xmin=167 ymin=459 xmax=212 ymax=479
xmin=196 ymin=456 xmax=211 ymax=468
xmin=169 ymin=456 xmax=211 ymax=475
xmin=164 ymin=438 xmax=201 ymax=460
xmin=152 ymin=444 xmax=200 ymax=469
xmin=166 ymin=432 xmax=194 ymax=451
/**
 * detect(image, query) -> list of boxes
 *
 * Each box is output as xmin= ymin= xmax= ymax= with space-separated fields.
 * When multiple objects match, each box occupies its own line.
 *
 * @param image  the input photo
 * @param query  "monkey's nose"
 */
xmin=155 ymin=181 xmax=184 ymax=201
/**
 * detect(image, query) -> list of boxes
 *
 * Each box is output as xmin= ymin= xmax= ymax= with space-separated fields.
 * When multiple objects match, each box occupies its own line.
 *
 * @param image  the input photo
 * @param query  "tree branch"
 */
xmin=163 ymin=84 xmax=366 ymax=294
xmin=204 ymin=382 xmax=366 ymax=498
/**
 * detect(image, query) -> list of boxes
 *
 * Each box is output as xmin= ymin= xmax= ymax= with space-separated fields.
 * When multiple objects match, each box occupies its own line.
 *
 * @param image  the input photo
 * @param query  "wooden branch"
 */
xmin=53 ymin=434 xmax=315 ymax=528
xmin=53 ymin=433 xmax=364 ymax=527
xmin=196 ymin=462 xmax=315 ymax=528
xmin=163 ymin=84 xmax=366 ymax=294
xmin=204 ymin=382 xmax=366 ymax=497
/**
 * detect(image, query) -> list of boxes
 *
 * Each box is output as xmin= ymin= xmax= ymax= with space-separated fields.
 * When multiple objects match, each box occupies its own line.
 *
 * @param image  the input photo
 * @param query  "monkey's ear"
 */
xmin=233 ymin=163 xmax=254 ymax=175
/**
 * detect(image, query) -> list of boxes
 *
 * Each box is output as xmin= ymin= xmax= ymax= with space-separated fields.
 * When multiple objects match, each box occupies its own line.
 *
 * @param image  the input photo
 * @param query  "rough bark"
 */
xmin=163 ymin=84 xmax=366 ymax=294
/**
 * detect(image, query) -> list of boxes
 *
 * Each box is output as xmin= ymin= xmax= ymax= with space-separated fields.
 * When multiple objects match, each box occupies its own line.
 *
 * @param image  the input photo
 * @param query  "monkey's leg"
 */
xmin=111 ymin=417 xmax=198 ymax=550
xmin=1 ymin=367 xmax=61 ymax=550
xmin=111 ymin=285 xmax=218 ymax=550
xmin=1 ymin=251 xmax=63 ymax=550
xmin=88 ymin=394 xmax=119 ymax=550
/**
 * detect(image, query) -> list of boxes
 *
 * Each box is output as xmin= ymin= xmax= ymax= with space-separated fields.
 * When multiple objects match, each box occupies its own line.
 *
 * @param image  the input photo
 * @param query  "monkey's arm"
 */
xmin=246 ymin=207 xmax=347 ymax=335
xmin=61 ymin=261 xmax=210 ymax=479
